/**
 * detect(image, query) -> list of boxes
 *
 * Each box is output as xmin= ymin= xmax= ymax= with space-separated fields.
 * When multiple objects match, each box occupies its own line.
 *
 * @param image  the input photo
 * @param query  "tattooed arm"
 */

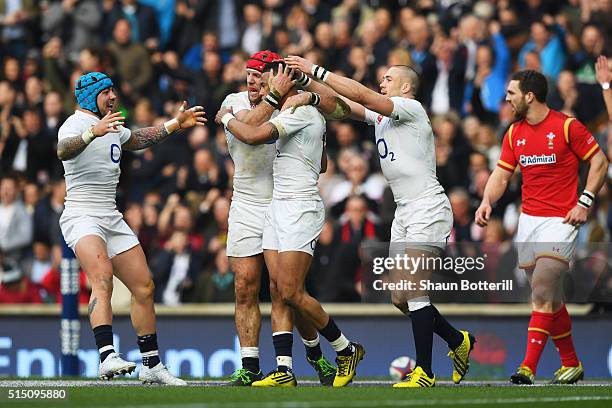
xmin=57 ymin=135 xmax=89 ymax=160
xmin=122 ymin=125 xmax=171 ymax=151
xmin=122 ymin=102 xmax=207 ymax=151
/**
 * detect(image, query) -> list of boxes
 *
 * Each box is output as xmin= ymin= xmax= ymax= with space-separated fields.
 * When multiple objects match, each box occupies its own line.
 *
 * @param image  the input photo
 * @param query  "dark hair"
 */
xmin=511 ymin=70 xmax=547 ymax=102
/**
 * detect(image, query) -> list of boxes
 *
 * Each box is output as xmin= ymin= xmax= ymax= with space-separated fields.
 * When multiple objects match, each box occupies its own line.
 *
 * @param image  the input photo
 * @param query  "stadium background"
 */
xmin=0 ymin=0 xmax=611 ymax=379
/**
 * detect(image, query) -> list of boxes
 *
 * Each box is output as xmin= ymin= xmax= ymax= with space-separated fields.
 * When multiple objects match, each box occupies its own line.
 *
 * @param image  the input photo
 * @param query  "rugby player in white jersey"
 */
xmin=57 ymin=72 xmax=205 ymax=384
xmin=216 ymin=63 xmax=364 ymax=387
xmin=221 ymin=51 xmax=335 ymax=386
xmin=285 ymin=56 xmax=475 ymax=387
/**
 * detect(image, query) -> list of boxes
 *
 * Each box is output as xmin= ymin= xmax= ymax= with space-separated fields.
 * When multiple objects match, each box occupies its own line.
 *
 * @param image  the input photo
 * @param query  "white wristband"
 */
xmin=164 ymin=118 xmax=180 ymax=134
xmin=602 ymin=82 xmax=610 ymax=90
xmin=221 ymin=113 xmax=235 ymax=127
xmin=578 ymin=190 xmax=594 ymax=209
xmin=81 ymin=127 xmax=95 ymax=144
xmin=311 ymin=64 xmax=330 ymax=82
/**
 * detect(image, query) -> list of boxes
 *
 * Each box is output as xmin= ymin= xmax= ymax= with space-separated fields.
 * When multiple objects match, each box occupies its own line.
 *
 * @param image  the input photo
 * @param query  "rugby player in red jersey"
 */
xmin=476 ymin=70 xmax=608 ymax=384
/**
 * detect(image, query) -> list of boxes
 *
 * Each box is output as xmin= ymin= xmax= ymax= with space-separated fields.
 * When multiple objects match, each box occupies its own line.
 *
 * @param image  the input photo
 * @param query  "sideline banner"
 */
xmin=0 ymin=315 xmax=610 ymax=379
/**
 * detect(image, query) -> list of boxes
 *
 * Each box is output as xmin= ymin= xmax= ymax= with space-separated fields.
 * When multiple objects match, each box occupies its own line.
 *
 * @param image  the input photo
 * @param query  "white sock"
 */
xmin=301 ymin=334 xmax=320 ymax=348
xmin=276 ymin=356 xmax=293 ymax=369
xmin=240 ymin=347 xmax=259 ymax=359
xmin=408 ymin=296 xmax=431 ymax=312
xmin=99 ymin=345 xmax=114 ymax=357
xmin=330 ymin=334 xmax=350 ymax=352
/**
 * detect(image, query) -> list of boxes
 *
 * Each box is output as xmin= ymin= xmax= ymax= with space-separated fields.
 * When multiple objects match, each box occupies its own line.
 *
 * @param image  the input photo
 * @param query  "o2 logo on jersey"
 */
xmin=110 ymin=143 xmax=121 ymax=163
xmin=377 ymin=138 xmax=396 ymax=161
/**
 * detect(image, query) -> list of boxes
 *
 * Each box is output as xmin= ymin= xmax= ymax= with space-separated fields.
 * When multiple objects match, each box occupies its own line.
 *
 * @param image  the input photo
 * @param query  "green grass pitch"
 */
xmin=2 ymin=383 xmax=612 ymax=408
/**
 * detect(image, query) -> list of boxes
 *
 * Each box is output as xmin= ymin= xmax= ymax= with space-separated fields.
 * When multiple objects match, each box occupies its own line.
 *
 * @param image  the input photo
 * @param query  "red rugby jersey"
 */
xmin=497 ymin=110 xmax=600 ymax=217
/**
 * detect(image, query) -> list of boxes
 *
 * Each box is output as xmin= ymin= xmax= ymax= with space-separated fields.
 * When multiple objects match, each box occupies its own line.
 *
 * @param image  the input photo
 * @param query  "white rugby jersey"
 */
xmin=222 ymin=92 xmax=276 ymax=204
xmin=58 ymin=110 xmax=131 ymax=213
xmin=269 ymin=105 xmax=325 ymax=200
xmin=364 ymin=96 xmax=444 ymax=204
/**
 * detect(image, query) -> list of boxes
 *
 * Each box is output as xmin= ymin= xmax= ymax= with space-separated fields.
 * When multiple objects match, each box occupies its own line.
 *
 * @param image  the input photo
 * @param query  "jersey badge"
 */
xmin=546 ymin=132 xmax=556 ymax=150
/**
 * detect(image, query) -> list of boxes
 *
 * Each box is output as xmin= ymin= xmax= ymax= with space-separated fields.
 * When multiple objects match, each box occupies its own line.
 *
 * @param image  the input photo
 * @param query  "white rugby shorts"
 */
xmin=60 ymin=210 xmax=139 ymax=258
xmin=226 ymin=200 xmax=270 ymax=257
xmin=263 ymin=199 xmax=325 ymax=256
xmin=390 ymin=193 xmax=453 ymax=256
xmin=515 ymin=213 xmax=578 ymax=269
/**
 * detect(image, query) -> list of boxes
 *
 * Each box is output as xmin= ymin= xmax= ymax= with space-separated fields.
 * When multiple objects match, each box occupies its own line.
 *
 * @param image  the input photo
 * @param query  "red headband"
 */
xmin=246 ymin=50 xmax=282 ymax=73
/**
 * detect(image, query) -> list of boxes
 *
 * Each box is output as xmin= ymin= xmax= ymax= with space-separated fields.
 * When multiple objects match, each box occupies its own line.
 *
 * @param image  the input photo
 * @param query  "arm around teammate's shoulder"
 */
xmin=216 ymin=106 xmax=279 ymax=145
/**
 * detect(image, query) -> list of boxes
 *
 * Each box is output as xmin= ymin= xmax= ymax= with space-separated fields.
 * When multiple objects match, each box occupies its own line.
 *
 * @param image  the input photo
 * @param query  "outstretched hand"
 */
xmin=285 ymin=56 xmax=314 ymax=76
xmin=93 ymin=111 xmax=125 ymax=136
xmin=595 ymin=55 xmax=611 ymax=85
xmin=175 ymin=101 xmax=207 ymax=129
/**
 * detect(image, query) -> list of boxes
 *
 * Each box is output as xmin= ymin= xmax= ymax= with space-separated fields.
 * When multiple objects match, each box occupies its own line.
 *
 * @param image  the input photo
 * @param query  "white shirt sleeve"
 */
xmin=119 ymin=126 xmax=131 ymax=144
xmin=390 ymin=96 xmax=424 ymax=122
xmin=269 ymin=107 xmax=309 ymax=138
xmin=57 ymin=118 xmax=80 ymax=141
xmin=364 ymin=108 xmax=378 ymax=126
xmin=222 ymin=93 xmax=250 ymax=114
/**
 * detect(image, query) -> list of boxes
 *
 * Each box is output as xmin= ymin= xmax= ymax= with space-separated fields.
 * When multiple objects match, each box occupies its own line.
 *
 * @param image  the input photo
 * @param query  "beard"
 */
xmin=513 ymin=99 xmax=528 ymax=120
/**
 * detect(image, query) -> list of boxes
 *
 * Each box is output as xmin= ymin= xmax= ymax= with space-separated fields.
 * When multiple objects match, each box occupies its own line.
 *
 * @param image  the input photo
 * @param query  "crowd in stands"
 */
xmin=0 ymin=0 xmax=611 ymax=309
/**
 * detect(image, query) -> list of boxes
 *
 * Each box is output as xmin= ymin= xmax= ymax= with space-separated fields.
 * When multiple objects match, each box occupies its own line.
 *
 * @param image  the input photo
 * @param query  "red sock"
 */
xmin=551 ymin=305 xmax=579 ymax=367
xmin=521 ymin=311 xmax=554 ymax=374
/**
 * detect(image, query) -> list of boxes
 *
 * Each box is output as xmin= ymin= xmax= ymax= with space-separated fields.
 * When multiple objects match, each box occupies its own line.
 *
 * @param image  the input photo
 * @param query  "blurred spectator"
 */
xmin=151 ymin=230 xmax=202 ymax=305
xmin=0 ymin=175 xmax=33 ymax=261
xmin=168 ymin=0 xmax=212 ymax=57
xmin=103 ymin=0 xmax=160 ymax=50
xmin=20 ymin=109 xmax=57 ymax=183
xmin=449 ymin=187 xmax=481 ymax=242
xmin=519 ymin=20 xmax=566 ymax=80
xmin=0 ymin=259 xmax=41 ymax=304
xmin=332 ymin=0 xmax=373 ymax=35
xmin=433 ymin=113 xmax=471 ymax=190
xmin=107 ymin=18 xmax=153 ymax=101
xmin=566 ymin=24 xmax=606 ymax=125
xmin=241 ymin=2 xmax=263 ymax=56
xmin=308 ymin=218 xmax=336 ymax=298
xmin=193 ymin=247 xmax=234 ymax=303
xmin=428 ymin=35 xmax=467 ymax=115
xmin=329 ymin=154 xmax=385 ymax=212
xmin=466 ymin=21 xmax=510 ymax=124
xmin=0 ymin=0 xmax=36 ymax=60
xmin=548 ymin=70 xmax=579 ymax=116
xmin=39 ymin=244 xmax=91 ymax=304
xmin=22 ymin=241 xmax=54 ymax=292
xmin=124 ymin=202 xmax=158 ymax=258
xmin=158 ymin=197 xmax=205 ymax=254
xmin=337 ymin=195 xmax=381 ymax=244
xmin=41 ymin=0 xmax=102 ymax=62
xmin=182 ymin=31 xmax=219 ymax=72
xmin=33 ymin=179 xmax=64 ymax=246
xmin=185 ymin=148 xmax=228 ymax=195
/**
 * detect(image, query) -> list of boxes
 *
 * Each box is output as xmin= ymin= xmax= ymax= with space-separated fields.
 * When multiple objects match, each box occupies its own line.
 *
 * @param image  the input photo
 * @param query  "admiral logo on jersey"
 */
xmin=519 ymin=153 xmax=557 ymax=166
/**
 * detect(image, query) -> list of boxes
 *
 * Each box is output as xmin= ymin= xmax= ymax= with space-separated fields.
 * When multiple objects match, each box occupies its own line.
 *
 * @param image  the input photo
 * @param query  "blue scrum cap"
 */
xmin=75 ymin=72 xmax=114 ymax=114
